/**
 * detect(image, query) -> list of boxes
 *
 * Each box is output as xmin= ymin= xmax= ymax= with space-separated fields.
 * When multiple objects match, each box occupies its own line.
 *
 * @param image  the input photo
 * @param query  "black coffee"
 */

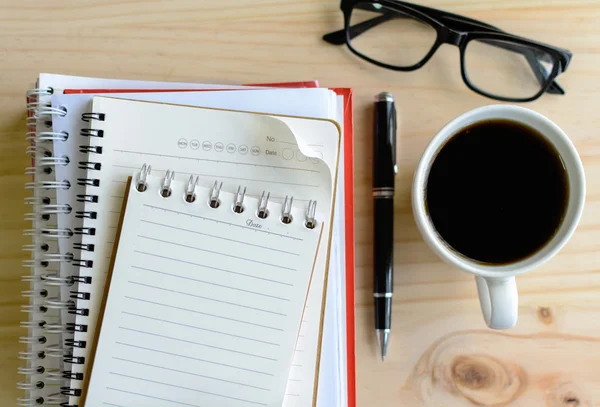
xmin=426 ymin=119 xmax=569 ymax=264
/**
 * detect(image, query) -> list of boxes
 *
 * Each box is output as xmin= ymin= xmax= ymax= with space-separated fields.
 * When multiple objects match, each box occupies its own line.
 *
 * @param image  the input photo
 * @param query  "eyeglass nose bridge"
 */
xmin=438 ymin=28 xmax=467 ymax=47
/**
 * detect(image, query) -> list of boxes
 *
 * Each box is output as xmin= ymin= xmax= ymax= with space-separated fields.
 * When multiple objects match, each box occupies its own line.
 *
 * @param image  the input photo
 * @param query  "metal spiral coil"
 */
xmin=68 ymin=307 xmax=90 ymax=317
xmin=74 ymin=211 xmax=97 ymax=219
xmin=24 ymin=204 xmax=72 ymax=222
xmin=26 ymin=131 xmax=68 ymax=143
xmin=18 ymin=336 xmax=47 ymax=345
xmin=16 ymin=396 xmax=45 ymax=406
xmin=76 ymin=194 xmax=98 ymax=203
xmin=64 ymin=338 xmax=87 ymax=349
xmin=22 ymin=253 xmax=72 ymax=268
xmin=25 ymin=166 xmax=53 ymax=176
xmin=43 ymin=297 xmax=75 ymax=310
xmin=69 ymin=291 xmax=90 ymax=300
xmin=58 ymin=114 xmax=107 ymax=402
xmin=17 ymin=381 xmax=45 ymax=391
xmin=26 ymin=87 xmax=53 ymax=98
xmin=44 ymin=344 xmax=70 ymax=359
xmin=65 ymin=323 xmax=87 ymax=333
xmin=20 ymin=320 xmax=47 ymax=329
xmin=22 ymin=88 xmax=74 ymax=404
xmin=24 ymin=196 xmax=52 ymax=206
xmin=17 ymin=365 xmax=45 ymax=375
xmin=28 ymin=104 xmax=67 ymax=119
xmin=26 ymin=145 xmax=51 ymax=158
xmin=60 ymin=387 xmax=82 ymax=397
xmin=78 ymin=161 xmax=102 ymax=171
xmin=81 ymin=112 xmax=106 ymax=122
xmin=72 ymin=243 xmax=95 ymax=252
xmin=24 ymin=180 xmax=71 ymax=190
xmin=78 ymin=145 xmax=102 ymax=154
xmin=62 ymin=371 xmax=84 ymax=381
xmin=72 ymin=275 xmax=92 ymax=284
xmin=80 ymin=128 xmax=103 ymax=138
xmin=37 ymin=155 xmax=70 ymax=166
xmin=43 ymin=323 xmax=70 ymax=334
xmin=20 ymin=304 xmax=48 ymax=314
xmin=45 ymin=392 xmax=69 ymax=406
xmin=71 ymin=258 xmax=93 ymax=268
xmin=63 ymin=355 xmax=85 ymax=365
xmin=18 ymin=351 xmax=46 ymax=361
xmin=21 ymin=289 xmax=48 ymax=298
xmin=39 ymin=273 xmax=73 ymax=287
xmin=23 ymin=227 xmax=73 ymax=239
xmin=45 ymin=369 xmax=64 ymax=382
xmin=76 ymin=177 xmax=100 ymax=187
xmin=73 ymin=227 xmax=95 ymax=236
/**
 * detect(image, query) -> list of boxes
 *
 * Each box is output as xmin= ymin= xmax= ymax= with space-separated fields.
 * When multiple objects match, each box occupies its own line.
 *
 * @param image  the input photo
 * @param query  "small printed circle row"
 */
xmin=178 ymin=138 xmax=258 ymax=155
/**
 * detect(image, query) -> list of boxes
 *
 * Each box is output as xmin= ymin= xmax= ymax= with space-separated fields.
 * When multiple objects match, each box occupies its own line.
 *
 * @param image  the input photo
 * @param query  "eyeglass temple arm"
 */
xmin=323 ymin=13 xmax=564 ymax=95
xmin=322 ymin=12 xmax=395 ymax=45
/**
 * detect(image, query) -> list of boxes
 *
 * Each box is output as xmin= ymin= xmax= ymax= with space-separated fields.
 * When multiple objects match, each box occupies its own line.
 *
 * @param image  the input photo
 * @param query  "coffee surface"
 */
xmin=426 ymin=119 xmax=569 ymax=264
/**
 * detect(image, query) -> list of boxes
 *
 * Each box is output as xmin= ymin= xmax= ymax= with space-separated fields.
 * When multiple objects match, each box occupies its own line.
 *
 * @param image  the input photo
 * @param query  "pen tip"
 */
xmin=376 ymin=329 xmax=389 ymax=362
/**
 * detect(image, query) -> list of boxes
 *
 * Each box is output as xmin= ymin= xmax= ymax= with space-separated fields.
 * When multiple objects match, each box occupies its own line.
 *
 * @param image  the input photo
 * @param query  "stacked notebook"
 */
xmin=21 ymin=74 xmax=355 ymax=407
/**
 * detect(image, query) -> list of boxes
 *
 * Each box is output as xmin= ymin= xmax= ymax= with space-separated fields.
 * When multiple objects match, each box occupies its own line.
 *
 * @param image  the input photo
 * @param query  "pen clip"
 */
xmin=390 ymin=102 xmax=397 ymax=175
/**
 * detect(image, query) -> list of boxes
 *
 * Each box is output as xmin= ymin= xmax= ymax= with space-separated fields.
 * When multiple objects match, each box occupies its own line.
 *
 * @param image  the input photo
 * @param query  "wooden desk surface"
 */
xmin=2 ymin=1 xmax=599 ymax=405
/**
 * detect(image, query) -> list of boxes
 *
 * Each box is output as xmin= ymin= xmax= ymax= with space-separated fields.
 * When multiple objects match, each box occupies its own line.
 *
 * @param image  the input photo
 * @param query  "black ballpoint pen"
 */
xmin=373 ymin=92 xmax=397 ymax=361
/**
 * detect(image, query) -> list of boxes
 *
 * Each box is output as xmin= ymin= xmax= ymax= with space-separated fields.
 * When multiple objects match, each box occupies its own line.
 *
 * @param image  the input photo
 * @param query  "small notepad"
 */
xmin=83 ymin=172 xmax=323 ymax=407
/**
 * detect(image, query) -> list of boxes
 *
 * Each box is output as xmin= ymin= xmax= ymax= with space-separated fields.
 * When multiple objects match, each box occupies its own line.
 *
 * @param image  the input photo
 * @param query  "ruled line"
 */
xmin=141 ymin=220 xmax=299 ymax=255
xmin=126 ymin=282 xmax=286 ymax=315
xmin=102 ymin=403 xmax=124 ymax=407
xmin=122 ymin=298 xmax=282 ymax=331
xmin=115 ymin=342 xmax=273 ymax=376
xmin=138 ymin=235 xmax=296 ymax=270
xmin=130 ymin=266 xmax=291 ymax=298
xmin=133 ymin=253 xmax=293 ymax=289
xmin=107 ymin=388 xmax=202 ymax=407
xmin=111 ymin=362 xmax=270 ymax=390
xmin=118 ymin=327 xmax=277 ymax=361
xmin=112 ymin=150 xmax=319 ymax=173
xmin=107 ymin=384 xmax=266 ymax=406
xmin=142 ymin=205 xmax=303 ymax=240
xmin=123 ymin=311 xmax=282 ymax=342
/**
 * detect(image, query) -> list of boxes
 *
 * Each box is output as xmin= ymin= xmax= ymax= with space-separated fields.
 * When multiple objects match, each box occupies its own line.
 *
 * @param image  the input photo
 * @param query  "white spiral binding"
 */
xmin=20 ymin=86 xmax=75 ymax=406
xmin=134 ymin=166 xmax=318 ymax=227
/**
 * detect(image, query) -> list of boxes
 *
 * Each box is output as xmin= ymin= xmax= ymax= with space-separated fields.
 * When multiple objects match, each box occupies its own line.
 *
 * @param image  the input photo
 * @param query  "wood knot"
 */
xmin=450 ymin=354 xmax=525 ymax=405
xmin=538 ymin=306 xmax=553 ymax=325
xmin=545 ymin=382 xmax=591 ymax=407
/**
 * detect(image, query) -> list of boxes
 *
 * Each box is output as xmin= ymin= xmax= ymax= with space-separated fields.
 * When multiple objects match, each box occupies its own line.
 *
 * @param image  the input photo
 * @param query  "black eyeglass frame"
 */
xmin=323 ymin=0 xmax=572 ymax=102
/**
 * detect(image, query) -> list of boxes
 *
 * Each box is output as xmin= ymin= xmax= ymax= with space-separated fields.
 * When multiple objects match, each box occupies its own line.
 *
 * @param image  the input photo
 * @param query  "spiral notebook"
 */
xmin=21 ymin=73 xmax=355 ymax=407
xmin=82 ymin=171 xmax=324 ymax=407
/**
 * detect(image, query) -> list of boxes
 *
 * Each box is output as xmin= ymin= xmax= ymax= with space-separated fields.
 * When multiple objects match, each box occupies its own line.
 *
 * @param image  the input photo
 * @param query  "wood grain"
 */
xmin=1 ymin=0 xmax=600 ymax=405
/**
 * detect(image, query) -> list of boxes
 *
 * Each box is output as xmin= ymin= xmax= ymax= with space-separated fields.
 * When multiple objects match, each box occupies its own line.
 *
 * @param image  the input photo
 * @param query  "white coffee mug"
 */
xmin=412 ymin=105 xmax=585 ymax=329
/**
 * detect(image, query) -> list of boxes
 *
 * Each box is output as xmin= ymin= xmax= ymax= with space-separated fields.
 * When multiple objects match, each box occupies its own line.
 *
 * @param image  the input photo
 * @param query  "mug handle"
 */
xmin=475 ymin=276 xmax=518 ymax=329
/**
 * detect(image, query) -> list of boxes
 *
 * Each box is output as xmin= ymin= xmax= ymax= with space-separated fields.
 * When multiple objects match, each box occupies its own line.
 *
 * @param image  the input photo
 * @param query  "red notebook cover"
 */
xmin=59 ymin=81 xmax=356 ymax=406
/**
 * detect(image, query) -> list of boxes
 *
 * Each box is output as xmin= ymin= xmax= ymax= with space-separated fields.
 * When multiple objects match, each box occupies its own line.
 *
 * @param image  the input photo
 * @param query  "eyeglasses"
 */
xmin=323 ymin=0 xmax=572 ymax=102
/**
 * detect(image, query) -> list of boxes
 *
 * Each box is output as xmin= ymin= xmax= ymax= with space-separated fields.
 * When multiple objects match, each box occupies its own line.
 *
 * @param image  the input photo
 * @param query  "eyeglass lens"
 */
xmin=464 ymin=39 xmax=556 ymax=99
xmin=348 ymin=2 xmax=437 ymax=68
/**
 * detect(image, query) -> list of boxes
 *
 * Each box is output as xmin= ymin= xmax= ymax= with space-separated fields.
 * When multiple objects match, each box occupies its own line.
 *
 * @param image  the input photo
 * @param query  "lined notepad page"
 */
xmin=72 ymin=97 xmax=340 ymax=406
xmin=84 ymin=176 xmax=323 ymax=407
